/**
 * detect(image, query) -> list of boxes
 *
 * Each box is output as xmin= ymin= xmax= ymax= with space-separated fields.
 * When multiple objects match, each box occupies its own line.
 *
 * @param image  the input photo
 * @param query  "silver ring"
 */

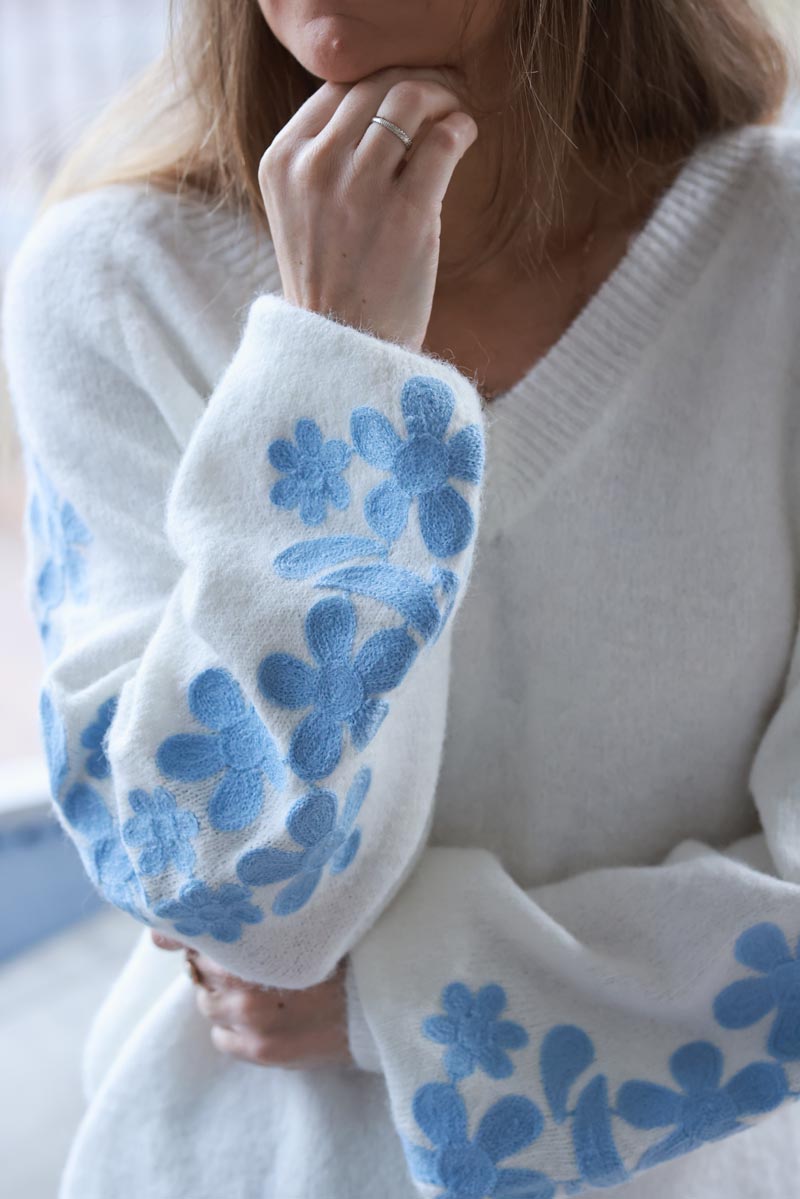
xmin=369 ymin=116 xmax=414 ymax=152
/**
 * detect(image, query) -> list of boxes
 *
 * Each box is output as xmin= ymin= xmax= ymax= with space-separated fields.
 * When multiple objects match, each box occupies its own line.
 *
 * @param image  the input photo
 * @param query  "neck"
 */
xmin=432 ymin=55 xmax=677 ymax=293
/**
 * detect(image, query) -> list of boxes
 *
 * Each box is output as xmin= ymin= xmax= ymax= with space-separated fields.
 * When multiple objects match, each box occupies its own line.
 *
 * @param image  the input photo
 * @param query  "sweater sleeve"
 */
xmin=343 ymin=621 xmax=800 ymax=1193
xmin=1 ymin=193 xmax=486 ymax=988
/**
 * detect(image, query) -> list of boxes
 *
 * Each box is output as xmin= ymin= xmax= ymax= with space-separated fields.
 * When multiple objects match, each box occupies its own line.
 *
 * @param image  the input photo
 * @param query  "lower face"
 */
xmin=256 ymin=0 xmax=505 ymax=85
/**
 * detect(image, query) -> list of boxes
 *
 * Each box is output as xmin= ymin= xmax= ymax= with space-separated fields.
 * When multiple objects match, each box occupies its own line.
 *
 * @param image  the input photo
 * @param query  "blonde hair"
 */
xmin=38 ymin=0 xmax=792 ymax=282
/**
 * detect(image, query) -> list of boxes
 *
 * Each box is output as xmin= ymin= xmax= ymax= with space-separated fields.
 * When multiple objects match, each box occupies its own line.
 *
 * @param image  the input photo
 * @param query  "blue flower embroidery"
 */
xmin=154 ymin=881 xmax=262 ymax=943
xmin=616 ymin=1040 xmax=788 ymax=1171
xmin=713 ymin=922 xmax=800 ymax=1061
xmin=268 ymin=418 xmax=352 ymax=526
xmin=351 ymin=376 xmax=484 ymax=559
xmin=39 ymin=688 xmax=68 ymax=800
xmin=423 ymin=983 xmax=529 ymax=1081
xmin=156 ymin=668 xmax=285 ymax=832
xmin=28 ymin=456 xmax=92 ymax=635
xmin=405 ymin=1083 xmax=554 ymax=1199
xmin=122 ymin=786 xmax=200 ymax=876
xmin=80 ymin=696 xmax=118 ymax=779
xmin=258 ymin=596 xmax=417 ymax=782
xmin=237 ymin=767 xmax=369 ymax=914
xmin=62 ymin=782 xmax=147 ymax=917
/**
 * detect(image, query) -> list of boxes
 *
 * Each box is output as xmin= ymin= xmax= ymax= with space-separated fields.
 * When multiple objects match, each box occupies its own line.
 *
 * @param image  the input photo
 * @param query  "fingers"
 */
xmin=330 ymin=72 xmax=469 ymax=173
xmin=150 ymin=931 xmax=186 ymax=951
xmin=397 ymin=110 xmax=478 ymax=206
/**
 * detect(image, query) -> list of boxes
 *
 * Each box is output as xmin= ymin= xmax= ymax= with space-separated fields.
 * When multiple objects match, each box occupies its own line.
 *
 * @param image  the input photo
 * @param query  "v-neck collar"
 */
xmin=475 ymin=123 xmax=766 ymax=540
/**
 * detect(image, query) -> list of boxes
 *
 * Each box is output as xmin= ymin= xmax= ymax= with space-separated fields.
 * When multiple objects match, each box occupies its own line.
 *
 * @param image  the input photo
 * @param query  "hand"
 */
xmin=259 ymin=64 xmax=479 ymax=352
xmin=151 ymin=932 xmax=353 ymax=1069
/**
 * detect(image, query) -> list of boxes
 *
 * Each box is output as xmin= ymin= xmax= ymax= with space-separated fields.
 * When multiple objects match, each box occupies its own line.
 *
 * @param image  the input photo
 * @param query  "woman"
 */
xmin=4 ymin=0 xmax=800 ymax=1195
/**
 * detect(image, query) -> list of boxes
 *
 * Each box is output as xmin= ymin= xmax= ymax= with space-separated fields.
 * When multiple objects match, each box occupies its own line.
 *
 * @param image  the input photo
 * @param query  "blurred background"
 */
xmin=0 ymin=2 xmax=799 ymax=1197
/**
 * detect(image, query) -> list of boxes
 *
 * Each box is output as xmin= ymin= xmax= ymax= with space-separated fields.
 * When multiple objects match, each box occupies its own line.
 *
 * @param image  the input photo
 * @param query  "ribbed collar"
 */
xmin=179 ymin=123 xmax=766 ymax=541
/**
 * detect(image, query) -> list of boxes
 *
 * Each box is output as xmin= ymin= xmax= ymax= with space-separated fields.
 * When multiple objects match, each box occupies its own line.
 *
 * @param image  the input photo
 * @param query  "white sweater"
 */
xmin=5 ymin=120 xmax=800 ymax=1199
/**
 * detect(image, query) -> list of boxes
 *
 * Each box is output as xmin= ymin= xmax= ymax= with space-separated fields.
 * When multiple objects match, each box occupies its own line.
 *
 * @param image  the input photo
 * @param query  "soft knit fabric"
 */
xmin=5 ymin=121 xmax=800 ymax=1198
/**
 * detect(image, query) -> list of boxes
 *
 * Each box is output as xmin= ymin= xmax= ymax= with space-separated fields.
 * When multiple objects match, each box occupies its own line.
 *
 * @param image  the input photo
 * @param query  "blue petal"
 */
xmin=401 ymin=376 xmax=455 ymax=440
xmin=422 ymin=1015 xmax=458 ymax=1045
xmin=258 ymin=653 xmax=317 ymax=709
xmin=236 ymin=845 xmax=304 ymax=886
xmin=271 ymin=475 xmax=303 ymax=510
xmin=447 ymin=425 xmax=485 ymax=484
xmin=37 ymin=558 xmax=64 ymax=608
xmin=571 ymin=1075 xmax=628 ymax=1187
xmin=329 ymin=828 xmax=360 ymax=873
xmin=403 ymin=1141 xmax=441 ymax=1186
xmin=412 ymin=1083 xmax=468 ymax=1148
xmin=474 ymin=1095 xmax=543 ymax=1163
xmin=61 ymin=501 xmax=91 ymax=545
xmin=419 ymin=484 xmax=474 ymax=558
xmin=734 ymin=923 xmax=792 ymax=974
xmin=324 ymin=473 xmax=350 ymax=510
xmin=350 ymin=407 xmax=402 ymax=469
xmin=295 ymin=418 xmax=323 ymax=456
xmin=273 ymin=869 xmax=322 ymax=915
xmin=670 ymin=1041 xmax=723 ymax=1094
xmin=63 ymin=782 xmax=113 ymax=839
xmin=348 ymin=697 xmax=388 ymax=751
xmin=321 ymin=439 xmax=352 ymax=471
xmin=479 ymin=1044 xmax=515 ymax=1079
xmin=289 ymin=708 xmax=343 ymax=781
xmin=156 ymin=732 xmax=225 ymax=782
xmin=286 ymin=789 xmax=337 ymax=847
xmin=306 ymin=595 xmax=357 ymax=665
xmin=364 ymin=479 xmax=410 ymax=543
xmin=188 ymin=668 xmax=246 ymax=730
xmin=767 ymin=1001 xmax=800 ymax=1061
xmin=493 ymin=1168 xmax=557 ymax=1199
xmin=442 ymin=982 xmax=473 ymax=1018
xmin=273 ymin=536 xmax=387 ymax=580
xmin=725 ymin=1061 xmax=788 ymax=1116
xmin=615 ymin=1079 xmax=682 ymax=1129
xmin=713 ymin=976 xmax=776 ymax=1029
xmin=315 ymin=563 xmax=441 ymax=641
xmin=493 ymin=1021 xmax=529 ymax=1051
xmin=354 ymin=626 xmax=418 ymax=693
xmin=539 ymin=1025 xmax=595 ymax=1124
xmin=268 ymin=438 xmax=299 ymax=472
xmin=340 ymin=767 xmax=370 ymax=832
xmin=208 ymin=768 xmax=264 ymax=831
xmin=64 ymin=545 xmax=88 ymax=602
xmin=39 ymin=689 xmax=68 ymax=799
xmin=474 ymin=983 xmax=507 ymax=1020
xmin=636 ymin=1128 xmax=695 ymax=1171
xmin=444 ymin=1043 xmax=476 ymax=1081
xmin=299 ymin=489 xmax=327 ymax=527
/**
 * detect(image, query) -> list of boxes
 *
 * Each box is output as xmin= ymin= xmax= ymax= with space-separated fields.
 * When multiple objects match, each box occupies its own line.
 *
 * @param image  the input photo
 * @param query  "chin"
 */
xmin=297 ymin=15 xmax=395 ymax=83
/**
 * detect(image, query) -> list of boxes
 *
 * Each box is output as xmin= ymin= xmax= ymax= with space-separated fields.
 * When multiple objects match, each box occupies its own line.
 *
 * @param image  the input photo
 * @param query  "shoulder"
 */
xmin=740 ymin=121 xmax=800 ymax=246
xmin=2 ymin=181 xmax=264 ymax=347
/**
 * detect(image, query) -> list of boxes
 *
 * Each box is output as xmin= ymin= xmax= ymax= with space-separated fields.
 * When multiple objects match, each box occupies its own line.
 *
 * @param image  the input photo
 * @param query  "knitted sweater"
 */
xmin=5 ymin=121 xmax=800 ymax=1199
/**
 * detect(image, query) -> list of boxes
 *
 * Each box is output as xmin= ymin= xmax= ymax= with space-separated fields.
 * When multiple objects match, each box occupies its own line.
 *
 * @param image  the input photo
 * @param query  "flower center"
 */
xmin=394 ymin=434 xmax=448 ymax=496
xmin=680 ymin=1091 xmax=737 ymax=1142
xmin=437 ymin=1144 xmax=496 ymax=1198
xmin=458 ymin=1012 xmax=491 ymax=1054
xmin=220 ymin=714 xmax=273 ymax=770
xmin=316 ymin=663 xmax=365 ymax=720
xmin=298 ymin=455 xmax=325 ymax=492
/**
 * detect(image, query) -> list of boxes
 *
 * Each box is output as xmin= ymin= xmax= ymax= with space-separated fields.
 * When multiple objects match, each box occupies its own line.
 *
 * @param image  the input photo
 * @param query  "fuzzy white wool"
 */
xmin=4 ymin=122 xmax=800 ymax=1198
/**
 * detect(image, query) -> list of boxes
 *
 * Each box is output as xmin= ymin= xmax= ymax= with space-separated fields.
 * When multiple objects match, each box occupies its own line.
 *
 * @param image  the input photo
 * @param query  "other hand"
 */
xmin=151 ymin=931 xmax=353 ymax=1069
